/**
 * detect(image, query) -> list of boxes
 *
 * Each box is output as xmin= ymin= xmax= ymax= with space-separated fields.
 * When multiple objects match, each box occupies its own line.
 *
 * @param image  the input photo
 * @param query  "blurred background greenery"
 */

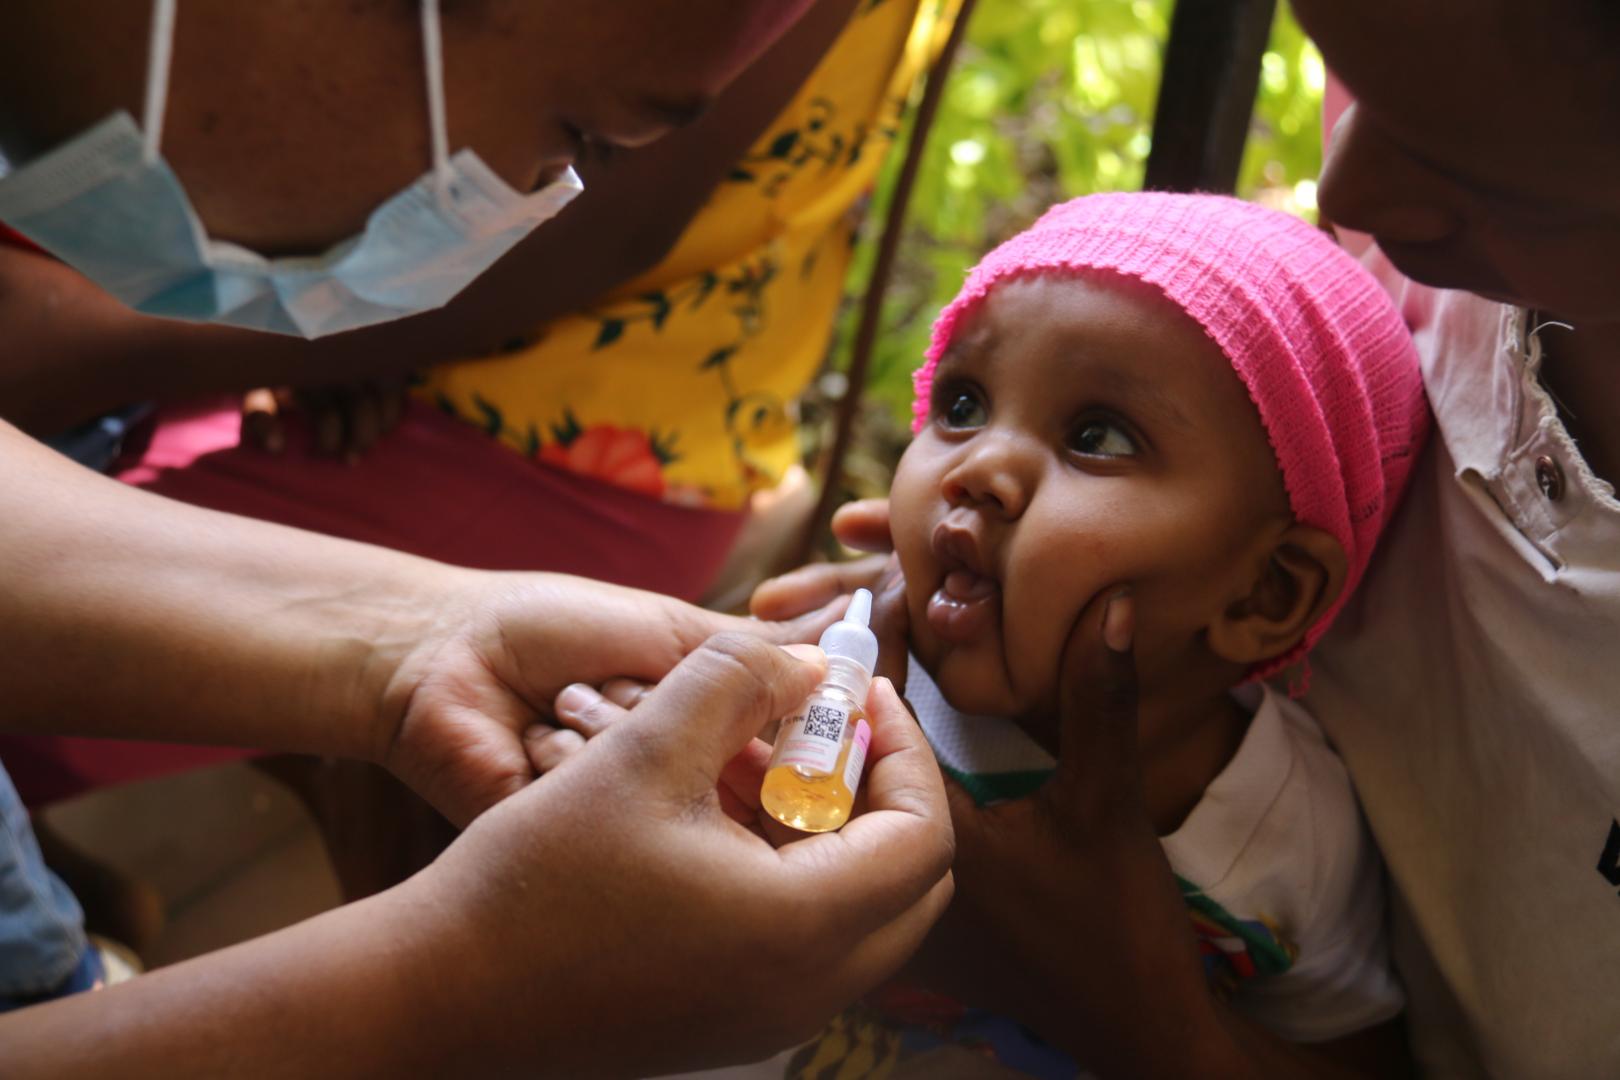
xmin=808 ymin=0 xmax=1325 ymax=501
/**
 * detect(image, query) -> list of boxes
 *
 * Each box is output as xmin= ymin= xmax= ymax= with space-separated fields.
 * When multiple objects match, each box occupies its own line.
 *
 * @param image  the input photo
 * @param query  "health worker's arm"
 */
xmin=0 ymin=0 xmax=860 ymax=436
xmin=0 ymin=418 xmax=839 ymax=825
xmin=0 ymin=635 xmax=956 ymax=1077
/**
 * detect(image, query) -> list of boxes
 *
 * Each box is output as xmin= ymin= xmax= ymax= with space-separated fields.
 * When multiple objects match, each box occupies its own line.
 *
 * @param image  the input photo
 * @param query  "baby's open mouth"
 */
xmin=927 ymin=522 xmax=1002 ymax=644
xmin=927 ymin=568 xmax=1000 ymax=643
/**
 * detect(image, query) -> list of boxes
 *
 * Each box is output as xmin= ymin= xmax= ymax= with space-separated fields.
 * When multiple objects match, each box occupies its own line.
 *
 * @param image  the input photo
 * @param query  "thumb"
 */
xmin=830 ymin=498 xmax=894 ymax=553
xmin=1045 ymin=589 xmax=1142 ymax=822
xmin=779 ymin=676 xmax=955 ymax=936
xmin=613 ymin=633 xmax=826 ymax=797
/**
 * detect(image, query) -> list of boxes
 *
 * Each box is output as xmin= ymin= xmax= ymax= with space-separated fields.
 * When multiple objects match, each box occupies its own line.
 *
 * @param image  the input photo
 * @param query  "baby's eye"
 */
xmin=1066 ymin=419 xmax=1137 ymax=458
xmin=938 ymin=390 xmax=987 ymax=430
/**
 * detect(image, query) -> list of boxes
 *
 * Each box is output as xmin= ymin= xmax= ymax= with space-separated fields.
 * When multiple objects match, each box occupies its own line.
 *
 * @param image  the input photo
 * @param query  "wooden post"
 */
xmin=1144 ymin=0 xmax=1278 ymax=193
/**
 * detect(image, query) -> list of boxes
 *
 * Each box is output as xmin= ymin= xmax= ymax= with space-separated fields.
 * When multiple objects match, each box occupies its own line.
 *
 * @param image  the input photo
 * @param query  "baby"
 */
xmin=787 ymin=192 xmax=1429 ymax=1076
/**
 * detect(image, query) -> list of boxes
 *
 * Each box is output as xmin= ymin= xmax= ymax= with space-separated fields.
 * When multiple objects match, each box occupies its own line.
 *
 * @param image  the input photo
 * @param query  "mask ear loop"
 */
xmin=142 ymin=0 xmax=178 ymax=165
xmin=419 ymin=0 xmax=454 ymax=190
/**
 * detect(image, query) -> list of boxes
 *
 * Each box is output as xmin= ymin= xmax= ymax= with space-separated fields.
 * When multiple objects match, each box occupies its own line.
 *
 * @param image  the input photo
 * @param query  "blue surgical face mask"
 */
xmin=0 ymin=0 xmax=582 ymax=338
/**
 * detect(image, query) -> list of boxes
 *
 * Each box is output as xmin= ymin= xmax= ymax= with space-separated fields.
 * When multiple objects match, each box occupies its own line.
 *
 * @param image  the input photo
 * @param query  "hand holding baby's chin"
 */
xmin=903 ymin=593 xmax=1175 ymax=1039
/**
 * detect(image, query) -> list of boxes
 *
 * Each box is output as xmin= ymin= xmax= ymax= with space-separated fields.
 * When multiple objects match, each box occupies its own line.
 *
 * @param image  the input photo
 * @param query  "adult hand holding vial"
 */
xmin=761 ymin=588 xmax=880 ymax=832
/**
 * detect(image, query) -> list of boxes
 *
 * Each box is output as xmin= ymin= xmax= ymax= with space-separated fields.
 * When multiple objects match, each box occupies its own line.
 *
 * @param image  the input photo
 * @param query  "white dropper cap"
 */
xmin=817 ymin=589 xmax=879 ymax=693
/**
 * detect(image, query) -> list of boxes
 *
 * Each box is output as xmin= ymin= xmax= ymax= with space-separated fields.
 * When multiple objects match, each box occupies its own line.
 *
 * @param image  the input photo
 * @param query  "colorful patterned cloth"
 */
xmin=418 ymin=0 xmax=963 ymax=509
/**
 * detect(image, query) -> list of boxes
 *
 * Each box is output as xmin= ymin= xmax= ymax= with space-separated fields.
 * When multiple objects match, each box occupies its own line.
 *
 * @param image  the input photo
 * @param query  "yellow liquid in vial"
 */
xmin=760 ymin=706 xmax=862 ymax=833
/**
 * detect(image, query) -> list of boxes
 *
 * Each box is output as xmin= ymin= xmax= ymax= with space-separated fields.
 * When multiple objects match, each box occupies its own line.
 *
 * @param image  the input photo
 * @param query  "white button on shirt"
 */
xmin=1307 ymin=247 xmax=1620 ymax=1078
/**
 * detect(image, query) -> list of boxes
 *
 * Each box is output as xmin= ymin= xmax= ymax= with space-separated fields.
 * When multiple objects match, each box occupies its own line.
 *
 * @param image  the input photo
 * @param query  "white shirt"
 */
xmin=909 ymin=657 xmax=1403 ymax=1044
xmin=1307 ymin=252 xmax=1620 ymax=1077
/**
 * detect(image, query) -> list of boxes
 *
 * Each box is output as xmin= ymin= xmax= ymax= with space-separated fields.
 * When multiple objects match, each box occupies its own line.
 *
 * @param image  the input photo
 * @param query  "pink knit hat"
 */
xmin=911 ymin=192 xmax=1429 ymax=680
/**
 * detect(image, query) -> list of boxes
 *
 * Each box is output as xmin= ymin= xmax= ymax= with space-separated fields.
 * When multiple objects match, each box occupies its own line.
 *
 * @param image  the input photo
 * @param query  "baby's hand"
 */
xmin=240 ymin=378 xmax=409 ymax=460
xmin=525 ymin=677 xmax=649 ymax=774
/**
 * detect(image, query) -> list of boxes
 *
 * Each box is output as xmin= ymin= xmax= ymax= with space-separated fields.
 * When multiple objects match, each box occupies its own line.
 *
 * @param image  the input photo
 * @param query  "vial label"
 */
xmin=843 ymin=719 xmax=871 ymax=793
xmin=776 ymin=703 xmax=848 ymax=776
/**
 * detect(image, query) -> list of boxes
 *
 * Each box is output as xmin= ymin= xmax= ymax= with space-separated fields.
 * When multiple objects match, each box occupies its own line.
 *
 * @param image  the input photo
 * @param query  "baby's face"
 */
xmin=892 ymin=275 xmax=1292 ymax=723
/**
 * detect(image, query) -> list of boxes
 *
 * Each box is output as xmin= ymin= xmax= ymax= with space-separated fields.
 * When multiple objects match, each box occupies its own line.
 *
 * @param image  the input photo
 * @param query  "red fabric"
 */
xmin=0 ymin=737 xmax=250 ymax=807
xmin=13 ymin=399 xmax=744 ymax=806
xmin=118 ymin=397 xmax=745 ymax=589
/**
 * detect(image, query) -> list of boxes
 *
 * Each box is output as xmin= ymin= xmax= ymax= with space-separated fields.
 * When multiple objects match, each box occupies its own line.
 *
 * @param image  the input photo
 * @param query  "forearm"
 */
xmin=0 ymin=246 xmax=484 ymax=434
xmin=0 ymin=877 xmax=472 ymax=1078
xmin=0 ymin=419 xmax=464 ymax=758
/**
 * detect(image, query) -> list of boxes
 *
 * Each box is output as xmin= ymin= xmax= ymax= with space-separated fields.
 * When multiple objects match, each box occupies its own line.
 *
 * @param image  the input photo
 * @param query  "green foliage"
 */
xmin=832 ymin=0 xmax=1325 ymax=436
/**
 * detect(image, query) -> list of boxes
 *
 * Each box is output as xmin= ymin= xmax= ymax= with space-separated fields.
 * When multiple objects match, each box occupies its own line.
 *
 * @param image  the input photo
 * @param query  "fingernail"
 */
xmin=554 ymin=683 xmax=600 ymax=717
xmin=780 ymin=643 xmax=826 ymax=665
xmin=1103 ymin=591 xmax=1134 ymax=653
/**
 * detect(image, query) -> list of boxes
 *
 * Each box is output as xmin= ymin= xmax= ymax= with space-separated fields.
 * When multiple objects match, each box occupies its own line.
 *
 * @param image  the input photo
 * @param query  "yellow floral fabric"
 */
xmin=417 ymin=0 xmax=961 ymax=509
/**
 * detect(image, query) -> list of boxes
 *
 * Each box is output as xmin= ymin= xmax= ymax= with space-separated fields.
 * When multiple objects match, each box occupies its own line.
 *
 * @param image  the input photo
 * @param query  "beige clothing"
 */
xmin=1308 ymin=246 xmax=1620 ymax=1077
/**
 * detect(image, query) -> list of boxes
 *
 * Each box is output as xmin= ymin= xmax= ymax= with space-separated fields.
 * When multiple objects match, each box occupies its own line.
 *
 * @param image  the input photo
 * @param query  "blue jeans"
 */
xmin=0 ymin=758 xmax=88 ymax=999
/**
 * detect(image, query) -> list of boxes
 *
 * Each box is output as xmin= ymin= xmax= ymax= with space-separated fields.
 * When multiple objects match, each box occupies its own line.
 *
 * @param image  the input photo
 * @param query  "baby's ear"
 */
xmin=1207 ymin=525 xmax=1348 ymax=668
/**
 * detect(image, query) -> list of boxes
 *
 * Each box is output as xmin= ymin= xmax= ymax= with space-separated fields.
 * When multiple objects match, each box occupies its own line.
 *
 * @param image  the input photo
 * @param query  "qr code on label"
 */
xmin=803 ymin=704 xmax=845 ymax=742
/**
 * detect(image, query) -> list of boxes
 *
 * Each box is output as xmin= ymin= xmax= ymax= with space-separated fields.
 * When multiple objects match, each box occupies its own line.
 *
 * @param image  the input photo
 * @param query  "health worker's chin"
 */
xmin=1377 ymin=239 xmax=1519 ymax=302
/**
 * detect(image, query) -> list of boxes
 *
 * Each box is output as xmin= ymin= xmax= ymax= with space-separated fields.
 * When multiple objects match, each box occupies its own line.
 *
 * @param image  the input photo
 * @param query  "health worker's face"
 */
xmin=890 ymin=276 xmax=1292 ymax=723
xmin=1296 ymin=0 xmax=1620 ymax=324
xmin=0 ymin=0 xmax=815 ymax=254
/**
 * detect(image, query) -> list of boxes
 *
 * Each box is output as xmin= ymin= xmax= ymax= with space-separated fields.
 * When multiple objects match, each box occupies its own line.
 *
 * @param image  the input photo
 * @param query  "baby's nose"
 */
xmin=942 ymin=434 xmax=1034 ymax=518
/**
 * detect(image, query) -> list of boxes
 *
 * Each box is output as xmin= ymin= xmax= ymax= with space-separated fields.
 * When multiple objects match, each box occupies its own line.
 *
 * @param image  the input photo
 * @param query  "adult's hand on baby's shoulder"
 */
xmin=371 ymin=571 xmax=849 ymax=827
xmin=407 ymin=633 xmax=954 ymax=1075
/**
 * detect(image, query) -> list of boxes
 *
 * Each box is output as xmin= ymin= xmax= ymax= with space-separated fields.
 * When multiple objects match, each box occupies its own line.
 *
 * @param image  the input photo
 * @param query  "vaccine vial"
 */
xmin=760 ymin=589 xmax=878 ymax=833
